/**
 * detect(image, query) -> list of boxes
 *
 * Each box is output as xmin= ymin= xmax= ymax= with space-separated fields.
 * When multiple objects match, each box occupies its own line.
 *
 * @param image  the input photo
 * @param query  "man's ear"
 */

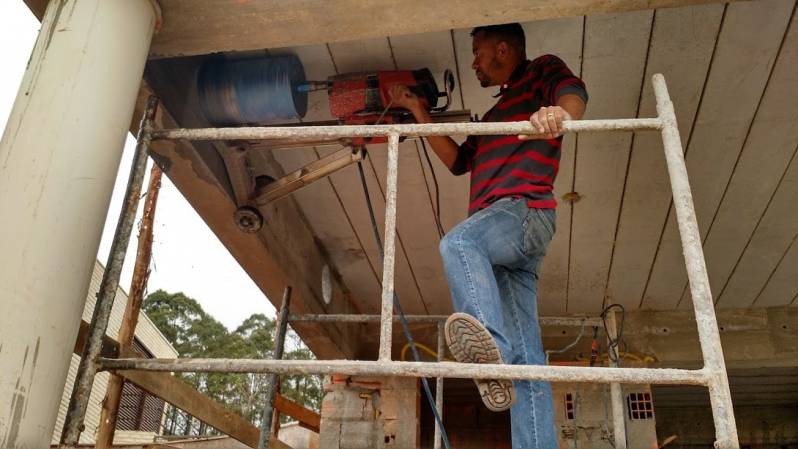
xmin=496 ymin=41 xmax=510 ymax=61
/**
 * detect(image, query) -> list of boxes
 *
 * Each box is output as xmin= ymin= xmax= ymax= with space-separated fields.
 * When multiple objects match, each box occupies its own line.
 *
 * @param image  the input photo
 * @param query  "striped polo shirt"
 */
xmin=453 ymin=54 xmax=588 ymax=215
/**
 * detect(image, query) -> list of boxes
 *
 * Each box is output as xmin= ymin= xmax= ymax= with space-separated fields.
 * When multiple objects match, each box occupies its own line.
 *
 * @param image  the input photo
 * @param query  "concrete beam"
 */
xmin=541 ymin=307 xmax=798 ymax=369
xmin=144 ymin=0 xmax=741 ymax=58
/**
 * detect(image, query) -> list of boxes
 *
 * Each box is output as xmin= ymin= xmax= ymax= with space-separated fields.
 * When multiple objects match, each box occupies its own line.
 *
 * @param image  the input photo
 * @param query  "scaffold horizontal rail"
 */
xmin=288 ymin=314 xmax=602 ymax=327
xmin=151 ymin=118 xmax=663 ymax=142
xmin=98 ymin=358 xmax=708 ymax=386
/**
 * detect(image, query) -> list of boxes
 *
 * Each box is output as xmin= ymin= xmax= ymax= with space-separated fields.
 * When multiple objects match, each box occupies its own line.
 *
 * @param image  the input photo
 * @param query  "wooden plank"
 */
xmin=703 ymin=8 xmax=798 ymax=308
xmin=754 ymin=233 xmax=798 ymax=306
xmin=147 ymin=0 xmax=743 ymax=58
xmin=274 ymin=394 xmax=321 ymax=433
xmin=566 ymin=10 xmax=653 ymax=314
xmin=641 ymin=0 xmax=795 ymax=309
xmin=72 ymin=321 xmax=289 ymax=449
xmin=451 ymin=17 xmax=585 ymax=315
xmin=605 ymin=3 xmax=725 ymax=311
xmin=118 ymin=369 xmax=269 ymax=449
xmin=733 ymin=151 xmax=798 ymax=307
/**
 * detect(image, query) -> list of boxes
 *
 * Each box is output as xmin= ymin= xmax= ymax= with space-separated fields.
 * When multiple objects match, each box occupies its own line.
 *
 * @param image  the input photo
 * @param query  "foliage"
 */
xmin=142 ymin=289 xmax=323 ymax=436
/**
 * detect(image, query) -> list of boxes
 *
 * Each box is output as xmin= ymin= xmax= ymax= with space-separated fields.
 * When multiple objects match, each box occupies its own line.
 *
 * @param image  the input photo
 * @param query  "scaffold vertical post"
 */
xmin=652 ymin=73 xmax=739 ymax=449
xmin=257 ymin=286 xmax=292 ymax=449
xmin=378 ymin=133 xmax=401 ymax=361
xmin=605 ymin=311 xmax=627 ymax=449
xmin=60 ymin=96 xmax=159 ymax=448
xmin=434 ymin=321 xmax=445 ymax=449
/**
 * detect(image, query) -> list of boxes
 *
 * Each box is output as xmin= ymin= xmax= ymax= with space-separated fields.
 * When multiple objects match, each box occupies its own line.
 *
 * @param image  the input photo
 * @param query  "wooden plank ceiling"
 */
xmin=157 ymin=0 xmax=798 ymax=318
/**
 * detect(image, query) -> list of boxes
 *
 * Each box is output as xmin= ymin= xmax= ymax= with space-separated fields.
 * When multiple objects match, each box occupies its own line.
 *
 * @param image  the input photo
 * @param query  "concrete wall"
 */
xmin=656 ymin=406 xmax=798 ymax=448
xmin=552 ymin=383 xmax=658 ymax=449
xmin=319 ymin=376 xmax=418 ymax=449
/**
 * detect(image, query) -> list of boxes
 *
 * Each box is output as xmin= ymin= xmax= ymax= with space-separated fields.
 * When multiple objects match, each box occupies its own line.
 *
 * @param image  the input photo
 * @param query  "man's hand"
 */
xmin=519 ymin=105 xmax=572 ymax=140
xmin=389 ymin=85 xmax=423 ymax=114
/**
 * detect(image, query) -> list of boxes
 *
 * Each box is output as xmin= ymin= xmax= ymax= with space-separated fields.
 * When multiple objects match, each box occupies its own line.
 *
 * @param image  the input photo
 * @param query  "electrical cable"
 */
xmin=601 ymin=304 xmax=626 ymax=366
xmin=356 ymin=160 xmax=452 ymax=449
xmin=418 ymin=138 xmax=445 ymax=238
xmin=545 ymin=319 xmax=587 ymax=364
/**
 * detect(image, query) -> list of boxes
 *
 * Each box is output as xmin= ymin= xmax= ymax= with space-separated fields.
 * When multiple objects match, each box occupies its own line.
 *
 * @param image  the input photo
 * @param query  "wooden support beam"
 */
xmin=72 ymin=321 xmax=293 ymax=449
xmin=96 ymin=164 xmax=163 ymax=449
xmin=274 ymin=394 xmax=321 ymax=434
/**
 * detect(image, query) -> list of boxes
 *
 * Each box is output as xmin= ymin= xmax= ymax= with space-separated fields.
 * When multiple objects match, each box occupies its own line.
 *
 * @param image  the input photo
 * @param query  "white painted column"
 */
xmin=0 ymin=1 xmax=158 ymax=447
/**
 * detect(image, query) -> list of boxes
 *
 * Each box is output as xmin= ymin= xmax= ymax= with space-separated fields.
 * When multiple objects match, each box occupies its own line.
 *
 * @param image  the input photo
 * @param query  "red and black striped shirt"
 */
xmin=453 ymin=55 xmax=588 ymax=215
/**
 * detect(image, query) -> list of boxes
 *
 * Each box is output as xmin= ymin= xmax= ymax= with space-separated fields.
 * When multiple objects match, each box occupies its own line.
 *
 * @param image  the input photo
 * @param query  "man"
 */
xmin=390 ymin=23 xmax=587 ymax=448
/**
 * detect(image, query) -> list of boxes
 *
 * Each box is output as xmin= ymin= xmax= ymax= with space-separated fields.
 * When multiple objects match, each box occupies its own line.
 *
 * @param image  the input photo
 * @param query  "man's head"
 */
xmin=470 ymin=23 xmax=526 ymax=88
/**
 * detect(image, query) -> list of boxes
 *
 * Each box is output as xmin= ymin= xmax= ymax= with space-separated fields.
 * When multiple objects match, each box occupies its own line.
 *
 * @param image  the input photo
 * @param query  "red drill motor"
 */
xmin=300 ymin=69 xmax=454 ymax=144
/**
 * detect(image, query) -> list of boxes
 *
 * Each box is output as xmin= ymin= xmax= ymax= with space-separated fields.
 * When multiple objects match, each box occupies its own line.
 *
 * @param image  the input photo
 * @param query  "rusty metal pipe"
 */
xmin=257 ymin=287 xmax=292 ymax=449
xmin=60 ymin=96 xmax=159 ymax=447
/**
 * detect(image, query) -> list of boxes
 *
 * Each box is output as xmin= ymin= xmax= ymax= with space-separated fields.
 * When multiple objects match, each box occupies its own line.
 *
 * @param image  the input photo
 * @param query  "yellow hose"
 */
xmin=401 ymin=343 xmax=655 ymax=364
xmin=400 ymin=342 xmax=453 ymax=362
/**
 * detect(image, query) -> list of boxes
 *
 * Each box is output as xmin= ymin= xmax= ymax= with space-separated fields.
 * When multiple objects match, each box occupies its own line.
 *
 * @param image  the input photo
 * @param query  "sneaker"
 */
xmin=444 ymin=312 xmax=516 ymax=412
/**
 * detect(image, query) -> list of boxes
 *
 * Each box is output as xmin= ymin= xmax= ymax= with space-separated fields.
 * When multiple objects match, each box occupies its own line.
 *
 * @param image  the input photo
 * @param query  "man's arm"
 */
xmin=389 ymin=85 xmax=462 ymax=173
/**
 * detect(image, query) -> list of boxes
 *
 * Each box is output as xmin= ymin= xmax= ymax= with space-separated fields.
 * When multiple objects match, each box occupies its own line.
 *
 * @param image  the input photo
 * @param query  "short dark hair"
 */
xmin=471 ymin=23 xmax=526 ymax=56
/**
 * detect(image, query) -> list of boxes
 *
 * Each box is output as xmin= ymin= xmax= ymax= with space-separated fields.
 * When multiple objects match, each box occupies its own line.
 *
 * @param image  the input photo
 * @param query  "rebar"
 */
xmin=652 ymin=74 xmax=739 ymax=449
xmin=257 ymin=287 xmax=292 ymax=449
xmin=60 ymin=96 xmax=159 ymax=447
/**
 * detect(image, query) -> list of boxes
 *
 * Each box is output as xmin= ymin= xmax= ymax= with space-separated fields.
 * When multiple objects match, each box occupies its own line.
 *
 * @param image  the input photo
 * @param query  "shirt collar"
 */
xmin=499 ymin=59 xmax=532 ymax=94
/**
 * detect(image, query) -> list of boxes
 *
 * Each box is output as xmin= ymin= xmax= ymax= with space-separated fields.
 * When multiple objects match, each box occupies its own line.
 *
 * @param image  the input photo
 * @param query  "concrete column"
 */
xmin=0 ymin=1 xmax=158 ymax=447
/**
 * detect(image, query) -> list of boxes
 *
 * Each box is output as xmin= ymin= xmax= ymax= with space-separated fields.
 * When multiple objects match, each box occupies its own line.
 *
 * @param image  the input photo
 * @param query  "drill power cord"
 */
xmin=356 ymin=159 xmax=452 ymax=449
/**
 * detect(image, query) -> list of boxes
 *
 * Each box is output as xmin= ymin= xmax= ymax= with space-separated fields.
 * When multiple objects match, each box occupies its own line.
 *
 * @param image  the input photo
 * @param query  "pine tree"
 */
xmin=142 ymin=290 xmax=323 ymax=436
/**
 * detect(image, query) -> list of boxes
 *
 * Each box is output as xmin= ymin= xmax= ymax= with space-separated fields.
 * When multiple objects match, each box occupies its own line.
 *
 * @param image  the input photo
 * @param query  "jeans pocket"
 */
xmin=522 ymin=208 xmax=556 ymax=257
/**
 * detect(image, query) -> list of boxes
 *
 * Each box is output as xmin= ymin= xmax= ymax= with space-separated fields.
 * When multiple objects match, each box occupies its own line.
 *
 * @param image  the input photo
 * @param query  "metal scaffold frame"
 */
xmin=60 ymin=74 xmax=740 ymax=449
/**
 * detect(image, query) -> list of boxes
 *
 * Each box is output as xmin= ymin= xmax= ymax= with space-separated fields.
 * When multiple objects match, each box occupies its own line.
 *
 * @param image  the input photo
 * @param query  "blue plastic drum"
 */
xmin=198 ymin=54 xmax=308 ymax=126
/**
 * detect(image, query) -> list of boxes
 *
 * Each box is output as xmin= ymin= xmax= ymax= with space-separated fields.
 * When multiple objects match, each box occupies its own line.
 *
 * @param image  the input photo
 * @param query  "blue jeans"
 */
xmin=439 ymin=197 xmax=557 ymax=449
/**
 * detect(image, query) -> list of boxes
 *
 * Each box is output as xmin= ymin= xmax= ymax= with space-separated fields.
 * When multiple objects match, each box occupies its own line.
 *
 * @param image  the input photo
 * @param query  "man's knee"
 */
xmin=439 ymin=231 xmax=457 ymax=259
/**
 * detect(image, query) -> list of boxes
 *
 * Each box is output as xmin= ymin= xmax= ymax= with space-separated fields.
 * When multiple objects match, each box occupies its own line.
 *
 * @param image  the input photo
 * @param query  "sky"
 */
xmin=0 ymin=2 xmax=276 ymax=330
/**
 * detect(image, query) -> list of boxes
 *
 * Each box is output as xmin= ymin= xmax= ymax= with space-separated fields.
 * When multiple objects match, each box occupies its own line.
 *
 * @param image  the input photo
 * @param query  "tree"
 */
xmin=142 ymin=290 xmax=323 ymax=436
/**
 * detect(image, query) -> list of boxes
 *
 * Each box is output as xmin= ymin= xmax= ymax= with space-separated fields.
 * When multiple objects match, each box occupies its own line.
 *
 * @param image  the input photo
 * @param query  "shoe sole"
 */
xmin=444 ymin=313 xmax=516 ymax=412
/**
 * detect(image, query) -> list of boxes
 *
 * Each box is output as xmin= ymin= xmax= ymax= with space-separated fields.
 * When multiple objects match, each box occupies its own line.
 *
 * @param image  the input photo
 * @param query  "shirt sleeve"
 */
xmin=534 ymin=54 xmax=588 ymax=106
xmin=451 ymin=135 xmax=477 ymax=176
